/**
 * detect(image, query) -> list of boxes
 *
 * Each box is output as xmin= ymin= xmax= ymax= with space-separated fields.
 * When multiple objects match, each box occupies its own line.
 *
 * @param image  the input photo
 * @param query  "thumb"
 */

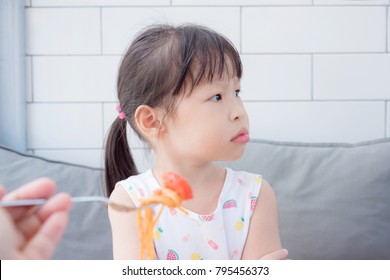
xmin=260 ymin=249 xmax=288 ymax=260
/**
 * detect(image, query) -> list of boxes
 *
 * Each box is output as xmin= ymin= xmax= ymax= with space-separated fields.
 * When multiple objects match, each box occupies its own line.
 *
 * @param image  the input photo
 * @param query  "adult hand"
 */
xmin=0 ymin=178 xmax=71 ymax=259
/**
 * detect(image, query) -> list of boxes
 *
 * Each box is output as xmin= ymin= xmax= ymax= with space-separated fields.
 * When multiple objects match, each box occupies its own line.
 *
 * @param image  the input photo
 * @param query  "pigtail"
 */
xmin=104 ymin=118 xmax=138 ymax=196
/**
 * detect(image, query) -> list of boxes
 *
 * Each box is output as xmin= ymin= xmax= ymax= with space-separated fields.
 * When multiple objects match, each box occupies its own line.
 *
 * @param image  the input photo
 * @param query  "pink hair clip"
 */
xmin=116 ymin=103 xmax=126 ymax=120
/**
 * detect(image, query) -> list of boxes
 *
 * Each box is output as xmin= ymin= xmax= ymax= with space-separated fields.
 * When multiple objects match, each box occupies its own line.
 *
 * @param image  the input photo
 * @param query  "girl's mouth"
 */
xmin=231 ymin=128 xmax=250 ymax=143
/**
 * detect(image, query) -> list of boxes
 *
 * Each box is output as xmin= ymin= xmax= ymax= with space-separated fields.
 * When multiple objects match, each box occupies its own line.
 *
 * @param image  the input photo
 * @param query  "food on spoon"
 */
xmin=136 ymin=172 xmax=193 ymax=259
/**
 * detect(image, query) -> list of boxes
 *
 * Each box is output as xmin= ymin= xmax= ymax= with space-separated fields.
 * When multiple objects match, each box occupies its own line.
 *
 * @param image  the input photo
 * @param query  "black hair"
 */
xmin=104 ymin=24 xmax=242 ymax=196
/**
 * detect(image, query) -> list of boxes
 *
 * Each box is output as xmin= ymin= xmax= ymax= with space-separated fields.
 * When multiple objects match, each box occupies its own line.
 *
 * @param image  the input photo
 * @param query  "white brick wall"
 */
xmin=242 ymin=7 xmax=386 ymax=53
xmin=26 ymin=8 xmax=101 ymax=55
xmin=314 ymin=54 xmax=390 ymax=100
xmin=25 ymin=1 xmax=390 ymax=168
xmin=32 ymin=56 xmax=120 ymax=102
xmin=102 ymin=7 xmax=241 ymax=54
xmin=387 ymin=102 xmax=390 ymax=135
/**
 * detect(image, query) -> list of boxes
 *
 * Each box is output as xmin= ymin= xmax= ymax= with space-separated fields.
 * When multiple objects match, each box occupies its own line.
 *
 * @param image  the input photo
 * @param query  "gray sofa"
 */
xmin=1 ymin=138 xmax=390 ymax=259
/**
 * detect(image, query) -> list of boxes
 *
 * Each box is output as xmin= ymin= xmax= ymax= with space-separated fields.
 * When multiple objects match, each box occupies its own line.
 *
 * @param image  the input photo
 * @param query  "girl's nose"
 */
xmin=230 ymin=97 xmax=247 ymax=122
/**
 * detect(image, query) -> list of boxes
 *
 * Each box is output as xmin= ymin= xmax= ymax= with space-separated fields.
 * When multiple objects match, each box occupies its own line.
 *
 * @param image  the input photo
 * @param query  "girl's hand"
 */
xmin=260 ymin=249 xmax=289 ymax=260
xmin=0 ymin=178 xmax=72 ymax=259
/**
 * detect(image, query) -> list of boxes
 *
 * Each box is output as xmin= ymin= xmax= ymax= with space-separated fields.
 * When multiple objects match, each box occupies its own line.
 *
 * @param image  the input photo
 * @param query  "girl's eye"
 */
xmin=234 ymin=90 xmax=241 ymax=97
xmin=211 ymin=94 xmax=222 ymax=102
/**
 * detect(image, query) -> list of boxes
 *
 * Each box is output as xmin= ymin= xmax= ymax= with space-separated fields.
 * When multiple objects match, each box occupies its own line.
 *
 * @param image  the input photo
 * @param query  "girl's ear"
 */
xmin=134 ymin=105 xmax=166 ymax=143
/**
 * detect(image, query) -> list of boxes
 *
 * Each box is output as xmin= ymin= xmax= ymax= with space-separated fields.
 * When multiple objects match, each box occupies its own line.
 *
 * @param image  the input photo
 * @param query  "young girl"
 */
xmin=105 ymin=24 xmax=284 ymax=260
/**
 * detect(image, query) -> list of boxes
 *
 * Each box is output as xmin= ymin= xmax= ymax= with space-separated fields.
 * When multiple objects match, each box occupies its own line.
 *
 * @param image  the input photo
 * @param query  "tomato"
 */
xmin=162 ymin=172 xmax=193 ymax=200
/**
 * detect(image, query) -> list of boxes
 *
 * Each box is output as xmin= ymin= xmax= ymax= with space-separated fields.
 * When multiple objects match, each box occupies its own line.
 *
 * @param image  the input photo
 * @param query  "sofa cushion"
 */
xmin=0 ymin=146 xmax=112 ymax=260
xmin=223 ymin=138 xmax=390 ymax=260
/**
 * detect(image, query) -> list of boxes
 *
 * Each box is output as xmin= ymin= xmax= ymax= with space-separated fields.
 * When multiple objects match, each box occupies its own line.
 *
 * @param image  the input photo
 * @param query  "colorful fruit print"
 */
xmin=169 ymin=208 xmax=177 ymax=216
xmin=130 ymin=191 xmax=139 ymax=200
xmin=222 ymin=199 xmax=237 ymax=209
xmin=166 ymin=249 xmax=179 ymax=260
xmin=139 ymin=188 xmax=145 ymax=197
xmin=153 ymin=227 xmax=163 ymax=240
xmin=183 ymin=234 xmax=190 ymax=242
xmin=231 ymin=248 xmax=240 ymax=258
xmin=235 ymin=217 xmax=244 ymax=231
xmin=208 ymin=240 xmax=219 ymax=250
xmin=191 ymin=253 xmax=202 ymax=260
xmin=255 ymin=176 xmax=262 ymax=184
xmin=250 ymin=196 xmax=258 ymax=213
xmin=198 ymin=213 xmax=215 ymax=222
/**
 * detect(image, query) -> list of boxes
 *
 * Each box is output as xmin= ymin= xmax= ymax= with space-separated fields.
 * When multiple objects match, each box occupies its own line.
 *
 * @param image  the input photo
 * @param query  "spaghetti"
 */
xmin=136 ymin=172 xmax=193 ymax=259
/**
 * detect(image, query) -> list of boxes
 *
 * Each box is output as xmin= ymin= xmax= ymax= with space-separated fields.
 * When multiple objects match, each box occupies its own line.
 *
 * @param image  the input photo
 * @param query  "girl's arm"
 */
xmin=241 ymin=179 xmax=283 ymax=260
xmin=108 ymin=185 xmax=145 ymax=259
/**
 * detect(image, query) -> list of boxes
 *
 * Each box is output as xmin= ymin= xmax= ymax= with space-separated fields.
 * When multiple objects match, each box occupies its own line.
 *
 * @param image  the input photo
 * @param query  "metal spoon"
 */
xmin=0 ymin=196 xmax=153 ymax=212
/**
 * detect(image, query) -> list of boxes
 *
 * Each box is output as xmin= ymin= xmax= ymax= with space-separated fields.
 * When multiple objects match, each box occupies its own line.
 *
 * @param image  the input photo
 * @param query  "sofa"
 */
xmin=1 ymin=138 xmax=390 ymax=260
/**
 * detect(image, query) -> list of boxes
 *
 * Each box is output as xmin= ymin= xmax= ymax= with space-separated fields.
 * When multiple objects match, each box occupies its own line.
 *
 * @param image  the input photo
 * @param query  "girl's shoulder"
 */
xmin=226 ymin=167 xmax=264 ymax=189
xmin=221 ymin=168 xmax=264 ymax=206
xmin=115 ymin=169 xmax=160 ymax=207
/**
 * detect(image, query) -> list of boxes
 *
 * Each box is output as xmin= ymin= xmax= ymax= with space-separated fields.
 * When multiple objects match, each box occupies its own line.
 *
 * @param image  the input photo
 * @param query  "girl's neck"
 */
xmin=152 ymin=160 xmax=223 ymax=190
xmin=152 ymin=158 xmax=227 ymax=214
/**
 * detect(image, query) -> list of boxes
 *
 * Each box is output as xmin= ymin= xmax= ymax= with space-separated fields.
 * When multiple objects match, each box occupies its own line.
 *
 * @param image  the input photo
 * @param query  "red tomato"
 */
xmin=162 ymin=172 xmax=193 ymax=200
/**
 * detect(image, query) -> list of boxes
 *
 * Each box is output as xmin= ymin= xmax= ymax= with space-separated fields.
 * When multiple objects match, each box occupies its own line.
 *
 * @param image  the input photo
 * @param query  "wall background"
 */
xmin=24 ymin=0 xmax=390 ymax=169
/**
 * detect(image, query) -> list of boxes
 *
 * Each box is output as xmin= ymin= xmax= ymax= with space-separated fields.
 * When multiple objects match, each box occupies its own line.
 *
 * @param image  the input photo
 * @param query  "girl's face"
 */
xmin=161 ymin=74 xmax=249 ymax=165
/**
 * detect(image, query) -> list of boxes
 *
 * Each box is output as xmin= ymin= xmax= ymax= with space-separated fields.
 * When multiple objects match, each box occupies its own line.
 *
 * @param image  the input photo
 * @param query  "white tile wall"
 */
xmin=32 ymin=56 xmax=120 ymax=102
xmin=102 ymin=7 xmax=240 ymax=54
xmin=242 ymin=7 xmax=387 ymax=53
xmin=314 ymin=0 xmax=389 ymax=5
xmin=387 ymin=102 xmax=390 ymax=137
xmin=241 ymin=55 xmax=312 ymax=101
xmin=25 ymin=56 xmax=32 ymax=102
xmin=26 ymin=8 xmax=101 ymax=55
xmin=245 ymin=101 xmax=386 ymax=142
xmin=31 ymin=0 xmax=170 ymax=6
xmin=27 ymin=103 xmax=103 ymax=149
xmin=24 ymin=2 xmax=390 ymax=168
xmin=314 ymin=54 xmax=390 ymax=100
xmin=172 ymin=0 xmax=312 ymax=5
xmin=388 ymin=7 xmax=390 ymax=52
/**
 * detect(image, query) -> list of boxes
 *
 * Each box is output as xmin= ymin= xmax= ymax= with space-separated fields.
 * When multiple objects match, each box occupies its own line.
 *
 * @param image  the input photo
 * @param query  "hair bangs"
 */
xmin=173 ymin=25 xmax=242 ymax=96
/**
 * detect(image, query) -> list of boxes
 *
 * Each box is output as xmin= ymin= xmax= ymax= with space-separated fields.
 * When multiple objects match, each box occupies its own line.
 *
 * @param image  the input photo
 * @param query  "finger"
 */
xmin=0 ymin=208 xmax=20 ymax=259
xmin=36 ymin=193 xmax=72 ymax=221
xmin=5 ymin=183 xmax=69 ymax=222
xmin=2 ymin=177 xmax=56 ymax=202
xmin=19 ymin=211 xmax=69 ymax=260
xmin=260 ymin=249 xmax=288 ymax=260
xmin=14 ymin=193 xmax=72 ymax=241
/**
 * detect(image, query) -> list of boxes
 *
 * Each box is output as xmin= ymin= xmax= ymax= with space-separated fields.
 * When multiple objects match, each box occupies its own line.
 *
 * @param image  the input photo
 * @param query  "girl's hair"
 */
xmin=104 ymin=24 xmax=242 ymax=196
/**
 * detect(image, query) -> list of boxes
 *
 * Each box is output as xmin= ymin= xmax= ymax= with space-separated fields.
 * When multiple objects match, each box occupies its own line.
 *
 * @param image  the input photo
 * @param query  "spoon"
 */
xmin=0 ymin=196 xmax=154 ymax=212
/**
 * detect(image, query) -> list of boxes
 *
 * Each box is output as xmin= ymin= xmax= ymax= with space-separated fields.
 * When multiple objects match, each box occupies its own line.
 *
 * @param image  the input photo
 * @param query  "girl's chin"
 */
xmin=219 ymin=148 xmax=246 ymax=162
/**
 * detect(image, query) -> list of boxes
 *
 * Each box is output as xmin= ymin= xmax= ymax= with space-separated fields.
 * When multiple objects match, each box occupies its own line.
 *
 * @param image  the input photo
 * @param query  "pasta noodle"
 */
xmin=136 ymin=172 xmax=193 ymax=259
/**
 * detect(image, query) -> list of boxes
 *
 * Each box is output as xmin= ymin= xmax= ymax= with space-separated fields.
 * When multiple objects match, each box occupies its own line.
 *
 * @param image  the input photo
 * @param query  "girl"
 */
xmin=105 ymin=24 xmax=285 ymax=260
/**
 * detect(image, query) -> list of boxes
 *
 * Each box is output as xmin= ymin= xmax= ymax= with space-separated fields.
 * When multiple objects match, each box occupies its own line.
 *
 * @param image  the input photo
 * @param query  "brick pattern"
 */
xmin=25 ymin=1 xmax=390 ymax=168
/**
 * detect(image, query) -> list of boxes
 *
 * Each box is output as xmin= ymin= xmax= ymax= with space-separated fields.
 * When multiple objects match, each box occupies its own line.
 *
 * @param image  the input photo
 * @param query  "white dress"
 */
xmin=116 ymin=167 xmax=263 ymax=260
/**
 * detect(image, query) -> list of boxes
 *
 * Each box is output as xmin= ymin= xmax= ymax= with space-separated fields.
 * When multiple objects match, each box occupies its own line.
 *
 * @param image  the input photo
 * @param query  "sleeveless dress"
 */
xmin=116 ymin=167 xmax=263 ymax=260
